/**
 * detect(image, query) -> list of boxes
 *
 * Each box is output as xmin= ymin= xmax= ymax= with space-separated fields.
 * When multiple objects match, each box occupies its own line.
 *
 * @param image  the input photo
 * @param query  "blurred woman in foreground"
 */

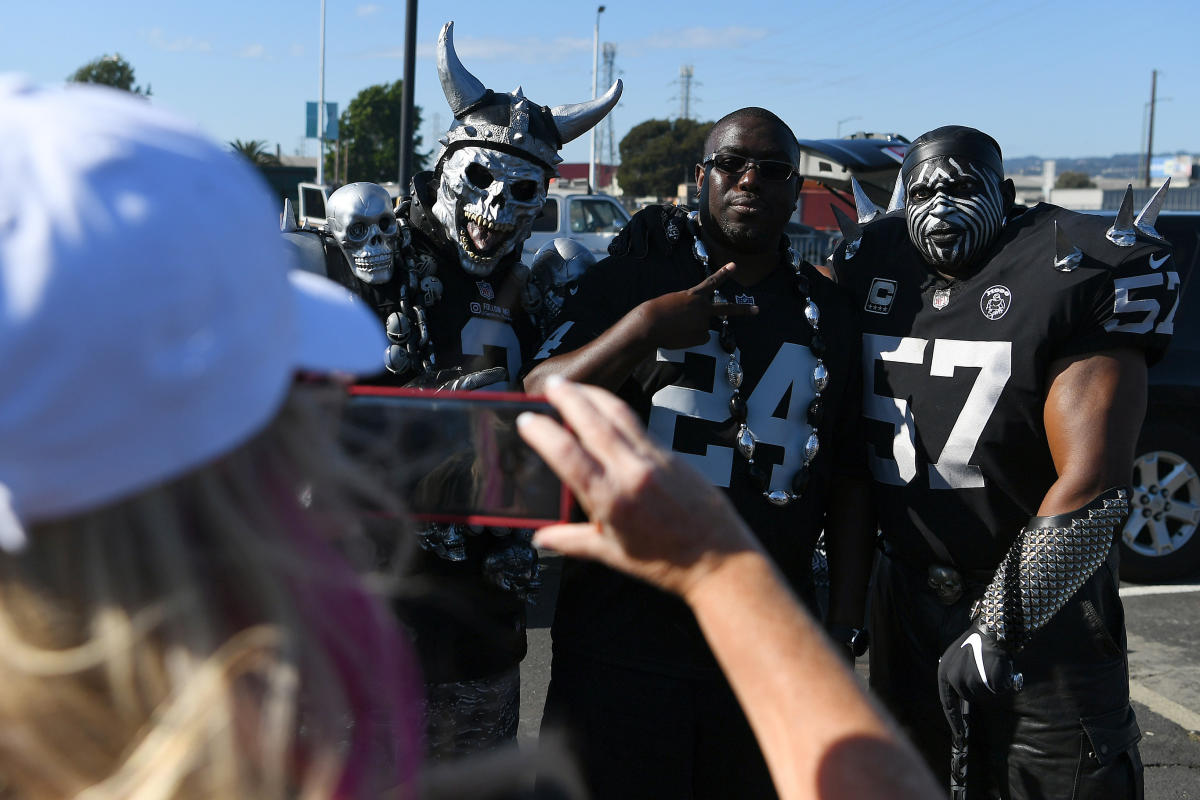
xmin=518 ymin=378 xmax=944 ymax=800
xmin=0 ymin=78 xmax=419 ymax=798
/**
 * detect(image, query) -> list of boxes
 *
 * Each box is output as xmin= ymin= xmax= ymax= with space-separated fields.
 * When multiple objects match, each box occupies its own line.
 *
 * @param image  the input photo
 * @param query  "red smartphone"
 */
xmin=342 ymin=386 xmax=571 ymax=528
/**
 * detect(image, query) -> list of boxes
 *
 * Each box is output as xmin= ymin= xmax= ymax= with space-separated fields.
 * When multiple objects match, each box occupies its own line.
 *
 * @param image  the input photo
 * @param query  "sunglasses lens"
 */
xmin=713 ymin=154 xmax=749 ymax=174
xmin=758 ymin=162 xmax=794 ymax=181
xmin=710 ymin=154 xmax=793 ymax=181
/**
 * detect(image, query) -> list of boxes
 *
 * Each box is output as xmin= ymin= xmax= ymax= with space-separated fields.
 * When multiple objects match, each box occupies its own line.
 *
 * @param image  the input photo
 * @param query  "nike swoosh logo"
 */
xmin=962 ymin=633 xmax=991 ymax=691
xmin=1149 ymin=253 xmax=1170 ymax=270
xmin=569 ymin=286 xmax=579 ymax=295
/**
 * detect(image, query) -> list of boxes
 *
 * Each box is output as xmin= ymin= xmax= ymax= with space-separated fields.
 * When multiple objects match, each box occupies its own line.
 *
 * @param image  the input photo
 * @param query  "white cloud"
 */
xmin=146 ymin=27 xmax=213 ymax=54
xmin=238 ymin=43 xmax=266 ymax=59
xmin=356 ymin=4 xmax=382 ymax=16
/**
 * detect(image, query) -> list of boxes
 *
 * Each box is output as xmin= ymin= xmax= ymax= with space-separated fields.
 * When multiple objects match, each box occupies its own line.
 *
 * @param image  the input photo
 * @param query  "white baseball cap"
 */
xmin=0 ymin=76 xmax=386 ymax=549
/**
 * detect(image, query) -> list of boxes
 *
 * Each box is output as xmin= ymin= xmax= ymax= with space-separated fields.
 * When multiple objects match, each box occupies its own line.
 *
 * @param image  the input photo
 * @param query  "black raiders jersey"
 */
xmin=832 ymin=203 xmax=1178 ymax=572
xmin=320 ymin=225 xmax=540 ymax=388
xmin=527 ymin=204 xmax=864 ymax=674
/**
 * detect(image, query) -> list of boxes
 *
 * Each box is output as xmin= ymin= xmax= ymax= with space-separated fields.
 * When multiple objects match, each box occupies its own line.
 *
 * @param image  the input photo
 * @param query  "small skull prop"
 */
xmin=326 ymin=182 xmax=399 ymax=285
xmin=530 ymin=238 xmax=597 ymax=327
xmin=432 ymin=146 xmax=547 ymax=277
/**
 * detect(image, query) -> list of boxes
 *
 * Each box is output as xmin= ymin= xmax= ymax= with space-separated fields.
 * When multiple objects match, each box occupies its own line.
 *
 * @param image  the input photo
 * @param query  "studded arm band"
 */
xmin=975 ymin=487 xmax=1130 ymax=651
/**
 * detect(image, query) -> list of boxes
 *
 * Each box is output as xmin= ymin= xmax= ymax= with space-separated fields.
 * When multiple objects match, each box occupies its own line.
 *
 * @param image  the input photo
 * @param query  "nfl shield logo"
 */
xmin=932 ymin=288 xmax=951 ymax=310
xmin=476 ymin=281 xmax=495 ymax=300
xmin=735 ymin=294 xmax=755 ymax=305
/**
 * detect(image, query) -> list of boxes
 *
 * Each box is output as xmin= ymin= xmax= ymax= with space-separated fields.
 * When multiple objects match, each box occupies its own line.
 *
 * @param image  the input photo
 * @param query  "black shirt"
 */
xmin=527 ymin=204 xmax=865 ymax=676
xmin=831 ymin=203 xmax=1178 ymax=572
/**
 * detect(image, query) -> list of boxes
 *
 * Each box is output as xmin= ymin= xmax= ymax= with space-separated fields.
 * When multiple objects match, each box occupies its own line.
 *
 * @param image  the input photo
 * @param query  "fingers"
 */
xmin=691 ymin=262 xmax=737 ymax=293
xmin=550 ymin=380 xmax=646 ymax=446
xmin=531 ymin=522 xmax=608 ymax=559
xmin=537 ymin=377 xmax=641 ymax=467
xmin=515 ymin=410 xmax=603 ymax=515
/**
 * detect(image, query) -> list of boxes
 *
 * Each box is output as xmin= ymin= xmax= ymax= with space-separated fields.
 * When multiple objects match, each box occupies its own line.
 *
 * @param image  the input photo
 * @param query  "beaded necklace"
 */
xmin=686 ymin=210 xmax=827 ymax=507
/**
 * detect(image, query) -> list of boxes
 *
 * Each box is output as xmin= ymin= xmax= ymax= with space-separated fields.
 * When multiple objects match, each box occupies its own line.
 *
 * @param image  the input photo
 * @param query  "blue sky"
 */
xmin=7 ymin=0 xmax=1196 ymax=170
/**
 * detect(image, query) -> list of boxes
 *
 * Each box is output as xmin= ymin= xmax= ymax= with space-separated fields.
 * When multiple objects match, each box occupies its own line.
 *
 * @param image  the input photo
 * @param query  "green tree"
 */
xmin=617 ymin=118 xmax=714 ymax=198
xmin=1055 ymin=170 xmax=1095 ymax=189
xmin=325 ymin=80 xmax=427 ymax=184
xmin=229 ymin=139 xmax=281 ymax=168
xmin=68 ymin=54 xmax=151 ymax=96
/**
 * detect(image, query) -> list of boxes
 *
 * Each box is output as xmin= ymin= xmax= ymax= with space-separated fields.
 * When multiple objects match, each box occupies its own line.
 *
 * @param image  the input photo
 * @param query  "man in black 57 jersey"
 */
xmin=831 ymin=125 xmax=1177 ymax=798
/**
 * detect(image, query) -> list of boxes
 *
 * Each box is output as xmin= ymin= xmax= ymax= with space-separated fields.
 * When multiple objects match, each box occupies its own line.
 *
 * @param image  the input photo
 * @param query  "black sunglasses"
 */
xmin=702 ymin=152 xmax=797 ymax=182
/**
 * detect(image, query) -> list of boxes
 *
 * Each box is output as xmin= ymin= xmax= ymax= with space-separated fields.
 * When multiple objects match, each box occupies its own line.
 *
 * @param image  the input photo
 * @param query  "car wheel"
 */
xmin=1119 ymin=421 xmax=1200 ymax=583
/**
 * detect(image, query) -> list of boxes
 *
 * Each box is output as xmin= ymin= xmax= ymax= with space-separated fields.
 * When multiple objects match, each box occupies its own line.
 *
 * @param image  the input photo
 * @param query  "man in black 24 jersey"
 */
xmin=831 ymin=125 xmax=1178 ymax=799
xmin=524 ymin=108 xmax=868 ymax=799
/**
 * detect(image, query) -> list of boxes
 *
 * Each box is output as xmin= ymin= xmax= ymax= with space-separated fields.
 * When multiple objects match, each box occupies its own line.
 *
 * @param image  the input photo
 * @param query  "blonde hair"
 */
xmin=0 ymin=388 xmax=418 ymax=800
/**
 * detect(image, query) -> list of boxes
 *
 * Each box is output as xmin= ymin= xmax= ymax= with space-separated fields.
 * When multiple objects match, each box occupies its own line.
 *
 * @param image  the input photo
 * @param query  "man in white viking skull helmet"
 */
xmin=386 ymin=20 xmax=621 ymax=762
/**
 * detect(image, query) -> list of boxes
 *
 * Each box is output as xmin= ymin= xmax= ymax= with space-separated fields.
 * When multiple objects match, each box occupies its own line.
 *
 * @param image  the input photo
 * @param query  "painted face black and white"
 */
xmin=904 ymin=156 xmax=1005 ymax=272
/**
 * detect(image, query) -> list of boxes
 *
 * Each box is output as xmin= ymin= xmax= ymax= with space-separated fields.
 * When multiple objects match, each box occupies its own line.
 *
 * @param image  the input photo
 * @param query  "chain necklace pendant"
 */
xmin=726 ymin=357 xmax=743 ymax=389
xmin=765 ymin=490 xmax=794 ymax=507
xmin=804 ymin=300 xmax=820 ymax=329
xmin=812 ymin=361 xmax=829 ymax=393
xmin=736 ymin=424 xmax=757 ymax=459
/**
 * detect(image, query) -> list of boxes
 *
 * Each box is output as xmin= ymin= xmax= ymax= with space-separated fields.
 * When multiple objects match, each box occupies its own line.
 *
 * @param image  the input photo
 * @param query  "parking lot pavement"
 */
xmin=520 ymin=556 xmax=1200 ymax=795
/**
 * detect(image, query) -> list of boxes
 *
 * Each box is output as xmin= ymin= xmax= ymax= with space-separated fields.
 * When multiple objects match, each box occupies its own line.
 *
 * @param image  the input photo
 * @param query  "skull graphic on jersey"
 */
xmin=432 ymin=147 xmax=547 ymax=277
xmin=904 ymin=156 xmax=1005 ymax=273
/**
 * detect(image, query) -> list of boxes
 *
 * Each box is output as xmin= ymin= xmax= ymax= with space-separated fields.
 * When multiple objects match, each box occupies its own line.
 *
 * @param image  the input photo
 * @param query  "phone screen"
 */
xmin=341 ymin=387 xmax=570 ymax=528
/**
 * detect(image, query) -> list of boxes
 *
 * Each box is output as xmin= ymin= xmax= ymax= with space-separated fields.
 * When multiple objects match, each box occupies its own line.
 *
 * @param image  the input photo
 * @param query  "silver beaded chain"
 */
xmin=686 ymin=210 xmax=827 ymax=507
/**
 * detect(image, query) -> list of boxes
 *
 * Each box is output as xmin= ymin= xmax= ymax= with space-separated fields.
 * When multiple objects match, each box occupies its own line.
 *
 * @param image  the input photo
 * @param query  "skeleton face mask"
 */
xmin=327 ymin=182 xmax=399 ymax=284
xmin=905 ymin=156 xmax=1005 ymax=273
xmin=432 ymin=147 xmax=547 ymax=277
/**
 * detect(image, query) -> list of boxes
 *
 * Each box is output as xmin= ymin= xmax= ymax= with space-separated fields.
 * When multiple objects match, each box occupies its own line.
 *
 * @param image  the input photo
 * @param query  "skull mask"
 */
xmin=432 ymin=147 xmax=547 ymax=277
xmin=326 ymin=182 xmax=399 ymax=285
xmin=530 ymin=238 xmax=597 ymax=326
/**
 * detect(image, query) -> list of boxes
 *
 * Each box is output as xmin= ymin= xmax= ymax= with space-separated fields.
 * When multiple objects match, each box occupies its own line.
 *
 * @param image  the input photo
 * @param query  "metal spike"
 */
xmin=1135 ymin=177 xmax=1170 ymax=239
xmin=1052 ymin=220 xmax=1082 ymax=272
xmin=280 ymin=198 xmax=298 ymax=232
xmin=436 ymin=21 xmax=488 ymax=117
xmin=513 ymin=85 xmax=525 ymax=98
xmin=549 ymin=79 xmax=623 ymax=145
xmin=1106 ymin=185 xmax=1137 ymax=247
xmin=438 ymin=136 xmax=449 ymax=147
xmin=831 ymin=205 xmax=863 ymax=259
xmin=850 ymin=177 xmax=883 ymax=223
xmin=886 ymin=171 xmax=906 ymax=212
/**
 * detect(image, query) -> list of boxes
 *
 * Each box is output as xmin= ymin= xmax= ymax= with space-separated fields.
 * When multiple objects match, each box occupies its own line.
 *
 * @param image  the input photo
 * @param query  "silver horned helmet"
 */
xmin=431 ymin=21 xmax=621 ymax=276
xmin=326 ymin=182 xmax=402 ymax=284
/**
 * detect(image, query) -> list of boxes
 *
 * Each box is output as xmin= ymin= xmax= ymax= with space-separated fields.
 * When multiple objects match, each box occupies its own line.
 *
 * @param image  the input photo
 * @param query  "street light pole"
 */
xmin=317 ymin=0 xmax=326 ymax=186
xmin=397 ymin=0 xmax=418 ymax=191
xmin=836 ymin=115 xmax=861 ymax=138
xmin=589 ymin=5 xmax=605 ymax=192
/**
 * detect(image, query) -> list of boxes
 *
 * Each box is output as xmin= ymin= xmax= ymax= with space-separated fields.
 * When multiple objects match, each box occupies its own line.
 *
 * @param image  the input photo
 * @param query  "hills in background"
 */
xmin=1004 ymin=152 xmax=1190 ymax=178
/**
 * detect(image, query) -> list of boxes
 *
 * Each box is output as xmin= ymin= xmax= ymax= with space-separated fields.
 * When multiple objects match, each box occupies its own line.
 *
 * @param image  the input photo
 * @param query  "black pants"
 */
xmin=539 ymin=649 xmax=776 ymax=800
xmin=870 ymin=551 xmax=1143 ymax=799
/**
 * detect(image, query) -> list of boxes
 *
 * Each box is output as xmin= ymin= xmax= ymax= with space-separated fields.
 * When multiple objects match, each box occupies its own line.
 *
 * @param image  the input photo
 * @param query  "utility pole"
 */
xmin=317 ymin=0 xmax=326 ymax=186
xmin=679 ymin=65 xmax=694 ymax=121
xmin=601 ymin=43 xmax=618 ymax=168
xmin=1144 ymin=69 xmax=1157 ymax=188
xmin=398 ymin=0 xmax=418 ymax=191
xmin=589 ymin=6 xmax=605 ymax=192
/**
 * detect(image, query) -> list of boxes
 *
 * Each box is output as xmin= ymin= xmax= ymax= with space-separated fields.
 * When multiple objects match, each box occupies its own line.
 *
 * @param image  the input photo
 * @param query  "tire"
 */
xmin=1119 ymin=420 xmax=1200 ymax=583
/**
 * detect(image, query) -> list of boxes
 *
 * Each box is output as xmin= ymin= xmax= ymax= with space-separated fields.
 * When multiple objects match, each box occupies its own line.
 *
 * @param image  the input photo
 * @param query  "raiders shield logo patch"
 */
xmin=980 ymin=285 xmax=1012 ymax=320
xmin=866 ymin=278 xmax=897 ymax=314
xmin=476 ymin=281 xmax=495 ymax=300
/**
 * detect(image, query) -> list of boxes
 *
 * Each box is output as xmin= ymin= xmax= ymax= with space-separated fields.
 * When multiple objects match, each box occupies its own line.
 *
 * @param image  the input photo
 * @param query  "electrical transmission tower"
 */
xmin=601 ymin=43 xmax=618 ymax=166
xmin=679 ymin=65 xmax=695 ymax=120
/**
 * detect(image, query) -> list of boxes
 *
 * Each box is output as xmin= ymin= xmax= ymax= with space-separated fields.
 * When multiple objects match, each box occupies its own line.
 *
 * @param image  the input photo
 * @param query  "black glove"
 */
xmin=404 ymin=366 xmax=510 ymax=392
xmin=937 ymin=623 xmax=1022 ymax=744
